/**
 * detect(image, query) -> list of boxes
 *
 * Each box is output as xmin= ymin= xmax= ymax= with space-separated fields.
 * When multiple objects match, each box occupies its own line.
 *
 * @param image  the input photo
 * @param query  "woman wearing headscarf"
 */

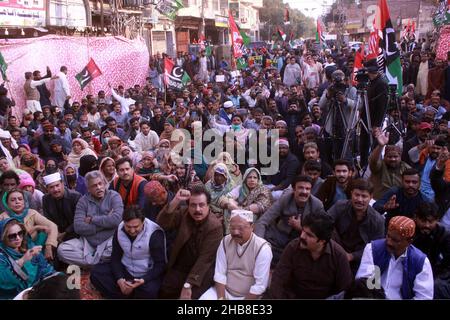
xmin=205 ymin=152 xmax=242 ymax=186
xmin=0 ymin=218 xmax=56 ymax=299
xmin=63 ymin=164 xmax=87 ymax=195
xmin=119 ymin=144 xmax=140 ymax=168
xmin=204 ymin=163 xmax=234 ymax=221
xmin=99 ymin=157 xmax=117 ymax=188
xmin=67 ymin=138 xmax=97 ymax=169
xmin=218 ymin=167 xmax=273 ymax=223
xmin=18 ymin=172 xmax=44 ymax=214
xmin=154 ymin=139 xmax=171 ymax=165
xmin=18 ymin=152 xmax=42 ymax=181
xmin=78 ymin=155 xmax=98 ymax=178
xmin=13 ymin=144 xmax=33 ymax=169
xmin=35 ymin=158 xmax=64 ymax=193
xmin=159 ymin=118 xmax=175 ymax=141
xmin=0 ymin=189 xmax=58 ymax=260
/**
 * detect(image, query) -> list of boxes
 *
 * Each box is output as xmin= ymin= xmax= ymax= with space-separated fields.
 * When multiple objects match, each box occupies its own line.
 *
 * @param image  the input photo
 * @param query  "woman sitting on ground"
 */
xmin=0 ymin=189 xmax=58 ymax=261
xmin=0 ymin=218 xmax=56 ymax=299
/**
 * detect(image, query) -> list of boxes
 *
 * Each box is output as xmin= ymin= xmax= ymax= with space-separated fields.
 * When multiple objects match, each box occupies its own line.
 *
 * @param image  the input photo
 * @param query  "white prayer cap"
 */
xmin=0 ymin=129 xmax=11 ymax=139
xmin=230 ymin=210 xmax=254 ymax=223
xmin=223 ymin=101 xmax=234 ymax=109
xmin=43 ymin=172 xmax=62 ymax=186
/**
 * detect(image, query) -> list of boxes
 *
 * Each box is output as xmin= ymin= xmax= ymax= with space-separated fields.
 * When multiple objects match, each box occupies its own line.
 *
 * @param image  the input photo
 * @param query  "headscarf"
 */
xmin=78 ymin=155 xmax=99 ymax=177
xmin=238 ymin=167 xmax=263 ymax=204
xmin=210 ymin=152 xmax=242 ymax=186
xmin=64 ymin=163 xmax=87 ymax=195
xmin=388 ymin=216 xmax=416 ymax=239
xmin=209 ymin=163 xmax=232 ymax=192
xmin=120 ymin=145 xmax=140 ymax=167
xmin=67 ymin=138 xmax=98 ymax=168
xmin=1 ymin=191 xmax=29 ymax=223
xmin=0 ymin=217 xmax=56 ymax=298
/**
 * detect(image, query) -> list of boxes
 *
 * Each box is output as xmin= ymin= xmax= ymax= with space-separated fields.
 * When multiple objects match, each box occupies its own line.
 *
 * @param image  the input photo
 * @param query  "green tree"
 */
xmin=260 ymin=0 xmax=316 ymax=40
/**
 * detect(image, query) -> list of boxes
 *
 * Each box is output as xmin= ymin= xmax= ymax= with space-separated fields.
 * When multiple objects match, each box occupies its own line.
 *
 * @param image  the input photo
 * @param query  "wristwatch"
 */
xmin=183 ymin=282 xmax=192 ymax=289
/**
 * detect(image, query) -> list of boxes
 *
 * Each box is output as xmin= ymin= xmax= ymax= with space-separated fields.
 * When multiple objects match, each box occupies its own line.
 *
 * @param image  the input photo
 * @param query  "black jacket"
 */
xmin=413 ymin=224 xmax=450 ymax=277
xmin=430 ymin=166 xmax=450 ymax=217
xmin=43 ymin=188 xmax=82 ymax=242
xmin=327 ymin=200 xmax=385 ymax=264
xmin=365 ymin=74 xmax=389 ymax=128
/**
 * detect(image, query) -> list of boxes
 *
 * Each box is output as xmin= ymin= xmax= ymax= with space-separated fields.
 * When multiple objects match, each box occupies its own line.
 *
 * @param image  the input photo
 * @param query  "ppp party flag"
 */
xmin=76 ymin=58 xmax=102 ymax=90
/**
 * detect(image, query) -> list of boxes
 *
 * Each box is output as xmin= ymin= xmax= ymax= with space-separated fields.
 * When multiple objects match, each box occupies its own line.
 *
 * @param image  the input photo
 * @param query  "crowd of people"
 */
xmin=0 ymin=38 xmax=449 ymax=300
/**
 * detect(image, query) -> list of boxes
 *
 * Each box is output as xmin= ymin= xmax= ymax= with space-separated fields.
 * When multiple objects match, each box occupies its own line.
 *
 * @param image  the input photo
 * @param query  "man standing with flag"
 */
xmin=54 ymin=66 xmax=71 ymax=110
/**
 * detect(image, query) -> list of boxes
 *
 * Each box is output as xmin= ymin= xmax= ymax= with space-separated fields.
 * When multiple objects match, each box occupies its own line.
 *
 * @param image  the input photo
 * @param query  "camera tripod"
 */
xmin=340 ymin=87 xmax=373 ymax=172
xmin=381 ymin=89 xmax=405 ymax=144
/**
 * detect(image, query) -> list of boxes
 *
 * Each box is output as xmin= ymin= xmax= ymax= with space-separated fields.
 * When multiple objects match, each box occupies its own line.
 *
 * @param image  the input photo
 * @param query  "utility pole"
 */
xmin=100 ymin=0 xmax=105 ymax=36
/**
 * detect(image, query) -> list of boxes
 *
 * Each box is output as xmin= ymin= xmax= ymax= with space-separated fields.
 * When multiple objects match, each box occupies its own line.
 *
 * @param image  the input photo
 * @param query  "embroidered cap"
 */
xmin=388 ymin=216 xmax=416 ymax=239
xmin=43 ymin=172 xmax=62 ymax=186
xmin=230 ymin=210 xmax=254 ymax=223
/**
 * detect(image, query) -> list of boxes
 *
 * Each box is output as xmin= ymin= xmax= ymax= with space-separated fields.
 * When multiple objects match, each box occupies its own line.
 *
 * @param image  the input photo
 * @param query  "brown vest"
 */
xmin=223 ymin=233 xmax=269 ymax=297
xmin=24 ymin=79 xmax=40 ymax=101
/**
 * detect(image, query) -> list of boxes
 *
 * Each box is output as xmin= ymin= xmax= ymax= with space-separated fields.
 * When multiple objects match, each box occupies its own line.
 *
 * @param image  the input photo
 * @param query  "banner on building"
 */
xmin=0 ymin=0 xmax=46 ymax=27
xmin=155 ymin=0 xmax=184 ymax=20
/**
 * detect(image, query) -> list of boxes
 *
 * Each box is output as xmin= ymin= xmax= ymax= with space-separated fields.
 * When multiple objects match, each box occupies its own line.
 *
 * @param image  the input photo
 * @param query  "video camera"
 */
xmin=355 ymin=68 xmax=370 ymax=88
xmin=328 ymin=72 xmax=348 ymax=98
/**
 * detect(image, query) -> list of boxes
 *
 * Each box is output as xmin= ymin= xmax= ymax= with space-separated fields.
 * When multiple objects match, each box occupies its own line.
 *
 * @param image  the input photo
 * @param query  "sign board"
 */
xmin=215 ymin=75 xmax=225 ymax=82
xmin=215 ymin=15 xmax=228 ymax=28
xmin=0 ymin=0 xmax=46 ymax=27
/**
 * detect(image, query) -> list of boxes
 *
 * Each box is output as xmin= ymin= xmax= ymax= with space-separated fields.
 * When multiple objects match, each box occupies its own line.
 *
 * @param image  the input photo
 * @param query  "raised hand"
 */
xmin=384 ymin=195 xmax=399 ymax=211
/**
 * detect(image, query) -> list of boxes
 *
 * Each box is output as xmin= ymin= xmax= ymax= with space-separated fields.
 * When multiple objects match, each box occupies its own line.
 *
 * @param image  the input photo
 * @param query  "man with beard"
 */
xmin=356 ymin=216 xmax=434 ymax=300
xmin=369 ymin=129 xmax=411 ymax=200
xmin=264 ymin=139 xmax=300 ymax=200
xmin=412 ymin=202 xmax=450 ymax=299
xmin=35 ymin=123 xmax=58 ymax=160
xmin=402 ymin=122 xmax=433 ymax=167
xmin=200 ymin=210 xmax=272 ymax=300
xmin=111 ymin=157 xmax=147 ymax=208
xmin=327 ymin=179 xmax=385 ymax=274
xmin=410 ymin=137 xmax=447 ymax=202
xmin=301 ymin=142 xmax=333 ymax=179
xmin=374 ymin=169 xmax=429 ymax=224
xmin=57 ymin=170 xmax=124 ymax=267
xmin=149 ymin=106 xmax=165 ymax=136
xmin=158 ymin=186 xmax=223 ymax=299
xmin=255 ymin=175 xmax=324 ymax=266
xmin=317 ymin=159 xmax=353 ymax=211
xmin=266 ymin=211 xmax=352 ymax=299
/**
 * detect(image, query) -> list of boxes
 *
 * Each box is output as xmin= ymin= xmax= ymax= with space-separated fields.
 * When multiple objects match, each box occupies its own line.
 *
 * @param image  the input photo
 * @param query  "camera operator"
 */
xmin=319 ymin=70 xmax=357 ymax=159
xmin=359 ymin=59 xmax=389 ymax=169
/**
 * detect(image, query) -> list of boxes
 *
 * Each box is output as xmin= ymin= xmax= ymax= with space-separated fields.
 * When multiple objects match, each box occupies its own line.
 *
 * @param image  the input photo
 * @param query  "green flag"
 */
xmin=205 ymin=45 xmax=212 ymax=56
xmin=0 ymin=52 xmax=8 ymax=81
xmin=182 ymin=72 xmax=191 ymax=86
xmin=236 ymin=24 xmax=251 ymax=47
xmin=240 ymin=30 xmax=251 ymax=47
xmin=236 ymin=57 xmax=248 ymax=70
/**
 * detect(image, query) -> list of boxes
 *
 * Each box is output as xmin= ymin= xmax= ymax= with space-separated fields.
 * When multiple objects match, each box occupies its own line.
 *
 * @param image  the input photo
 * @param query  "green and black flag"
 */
xmin=75 ymin=58 xmax=102 ymax=90
xmin=375 ymin=0 xmax=403 ymax=95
